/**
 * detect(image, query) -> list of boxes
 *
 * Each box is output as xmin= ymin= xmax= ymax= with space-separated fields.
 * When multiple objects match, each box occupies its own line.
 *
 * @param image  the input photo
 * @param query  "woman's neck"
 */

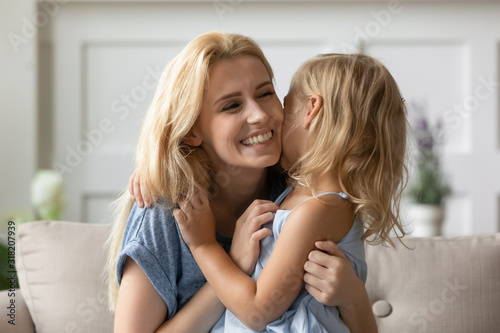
xmin=210 ymin=167 xmax=270 ymax=237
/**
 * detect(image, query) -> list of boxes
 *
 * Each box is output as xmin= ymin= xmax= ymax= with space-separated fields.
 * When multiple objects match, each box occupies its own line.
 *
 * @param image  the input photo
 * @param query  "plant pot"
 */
xmin=408 ymin=204 xmax=445 ymax=237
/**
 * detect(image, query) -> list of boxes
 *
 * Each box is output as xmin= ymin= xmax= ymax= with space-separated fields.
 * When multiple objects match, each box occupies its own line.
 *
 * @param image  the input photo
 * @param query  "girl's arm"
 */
xmin=305 ymin=241 xmax=378 ymax=333
xmin=114 ymin=257 xmax=224 ymax=333
xmin=175 ymin=194 xmax=353 ymax=331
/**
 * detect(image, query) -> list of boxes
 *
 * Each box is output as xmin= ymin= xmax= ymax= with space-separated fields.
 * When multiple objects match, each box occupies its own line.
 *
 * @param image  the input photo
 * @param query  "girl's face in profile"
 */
xmin=191 ymin=55 xmax=284 ymax=173
xmin=280 ymin=90 xmax=307 ymax=170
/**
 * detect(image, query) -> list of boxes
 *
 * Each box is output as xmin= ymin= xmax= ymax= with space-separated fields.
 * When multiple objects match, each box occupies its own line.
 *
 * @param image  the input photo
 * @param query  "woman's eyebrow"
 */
xmin=214 ymin=80 xmax=273 ymax=106
xmin=214 ymin=92 xmax=241 ymax=105
xmin=256 ymin=80 xmax=273 ymax=90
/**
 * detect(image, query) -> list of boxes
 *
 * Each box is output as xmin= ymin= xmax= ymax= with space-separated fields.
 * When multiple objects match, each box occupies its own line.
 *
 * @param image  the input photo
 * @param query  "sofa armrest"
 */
xmin=0 ymin=289 xmax=35 ymax=333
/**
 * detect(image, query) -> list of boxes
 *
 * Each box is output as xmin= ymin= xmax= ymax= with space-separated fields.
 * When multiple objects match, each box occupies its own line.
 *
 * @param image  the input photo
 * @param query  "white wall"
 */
xmin=0 ymin=0 xmax=37 ymax=226
xmin=3 ymin=0 xmax=500 ymax=236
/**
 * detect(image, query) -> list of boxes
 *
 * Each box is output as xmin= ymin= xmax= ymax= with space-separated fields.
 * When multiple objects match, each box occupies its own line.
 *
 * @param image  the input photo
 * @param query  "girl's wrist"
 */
xmin=191 ymin=240 xmax=222 ymax=260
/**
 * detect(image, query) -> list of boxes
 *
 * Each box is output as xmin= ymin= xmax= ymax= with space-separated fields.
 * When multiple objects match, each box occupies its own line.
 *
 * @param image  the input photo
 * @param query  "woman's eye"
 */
xmin=259 ymin=91 xmax=275 ymax=98
xmin=221 ymin=103 xmax=240 ymax=112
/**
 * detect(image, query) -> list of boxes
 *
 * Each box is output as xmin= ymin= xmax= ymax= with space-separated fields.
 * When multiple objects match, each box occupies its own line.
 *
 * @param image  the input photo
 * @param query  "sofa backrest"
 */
xmin=16 ymin=221 xmax=114 ymax=333
xmin=365 ymin=233 xmax=500 ymax=332
xmin=16 ymin=221 xmax=500 ymax=333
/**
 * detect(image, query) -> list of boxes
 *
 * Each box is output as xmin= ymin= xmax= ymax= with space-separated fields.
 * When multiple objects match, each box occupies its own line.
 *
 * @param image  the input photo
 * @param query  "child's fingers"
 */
xmin=142 ymin=185 xmax=153 ymax=208
xmin=128 ymin=170 xmax=142 ymax=205
xmin=128 ymin=170 xmax=136 ymax=198
xmin=314 ymin=241 xmax=348 ymax=260
xmin=173 ymin=208 xmax=186 ymax=224
xmin=250 ymin=227 xmax=273 ymax=243
xmin=244 ymin=200 xmax=277 ymax=219
xmin=132 ymin=175 xmax=144 ymax=208
xmin=147 ymin=188 xmax=157 ymax=206
xmin=178 ymin=199 xmax=194 ymax=215
xmin=250 ymin=212 xmax=275 ymax=232
xmin=238 ymin=200 xmax=263 ymax=223
xmin=247 ymin=202 xmax=279 ymax=223
xmin=188 ymin=191 xmax=209 ymax=211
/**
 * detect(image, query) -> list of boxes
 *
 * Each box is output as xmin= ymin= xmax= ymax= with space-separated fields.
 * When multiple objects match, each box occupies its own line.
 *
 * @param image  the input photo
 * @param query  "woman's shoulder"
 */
xmin=123 ymin=201 xmax=180 ymax=245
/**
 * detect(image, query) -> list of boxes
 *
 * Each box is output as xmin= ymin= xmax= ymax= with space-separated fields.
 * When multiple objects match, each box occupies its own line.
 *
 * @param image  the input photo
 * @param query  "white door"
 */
xmin=39 ymin=1 xmax=500 ymax=236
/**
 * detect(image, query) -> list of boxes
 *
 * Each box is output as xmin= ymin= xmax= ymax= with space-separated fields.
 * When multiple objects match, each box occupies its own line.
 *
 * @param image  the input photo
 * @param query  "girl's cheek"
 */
xmin=270 ymin=105 xmax=284 ymax=127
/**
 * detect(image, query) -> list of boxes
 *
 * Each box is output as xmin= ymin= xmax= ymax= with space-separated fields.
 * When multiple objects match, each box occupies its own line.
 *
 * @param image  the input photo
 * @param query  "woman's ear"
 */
xmin=303 ymin=94 xmax=323 ymax=129
xmin=183 ymin=127 xmax=202 ymax=147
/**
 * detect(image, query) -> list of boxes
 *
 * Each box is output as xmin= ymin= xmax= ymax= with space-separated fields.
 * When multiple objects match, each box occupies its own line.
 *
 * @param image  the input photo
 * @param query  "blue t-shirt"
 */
xmin=116 ymin=170 xmax=287 ymax=320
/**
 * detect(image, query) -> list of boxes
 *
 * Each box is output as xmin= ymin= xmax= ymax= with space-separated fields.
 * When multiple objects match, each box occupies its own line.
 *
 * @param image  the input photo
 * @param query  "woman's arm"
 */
xmin=175 ymin=194 xmax=352 ymax=331
xmin=305 ymin=241 xmax=378 ymax=333
xmin=114 ymin=258 xmax=167 ymax=333
xmin=156 ymin=282 xmax=225 ymax=333
xmin=115 ymin=257 xmax=225 ymax=333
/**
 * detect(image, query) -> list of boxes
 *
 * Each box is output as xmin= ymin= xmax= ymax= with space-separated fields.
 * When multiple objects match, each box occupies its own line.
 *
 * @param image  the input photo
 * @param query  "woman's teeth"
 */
xmin=241 ymin=131 xmax=273 ymax=146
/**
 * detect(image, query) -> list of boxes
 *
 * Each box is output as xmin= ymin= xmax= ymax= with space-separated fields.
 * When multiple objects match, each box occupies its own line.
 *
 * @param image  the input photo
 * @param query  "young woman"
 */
xmin=107 ymin=32 xmax=377 ymax=332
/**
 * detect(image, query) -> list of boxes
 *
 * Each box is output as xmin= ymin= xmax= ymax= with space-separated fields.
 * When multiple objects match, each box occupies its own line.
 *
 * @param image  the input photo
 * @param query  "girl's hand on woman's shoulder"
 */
xmin=304 ymin=240 xmax=365 ymax=307
xmin=229 ymin=200 xmax=278 ymax=275
xmin=129 ymin=169 xmax=158 ymax=208
xmin=174 ymin=191 xmax=217 ymax=250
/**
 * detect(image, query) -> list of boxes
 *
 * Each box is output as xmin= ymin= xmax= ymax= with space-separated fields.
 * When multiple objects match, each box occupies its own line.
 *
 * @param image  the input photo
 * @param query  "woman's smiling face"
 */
xmin=190 ymin=55 xmax=284 ymax=173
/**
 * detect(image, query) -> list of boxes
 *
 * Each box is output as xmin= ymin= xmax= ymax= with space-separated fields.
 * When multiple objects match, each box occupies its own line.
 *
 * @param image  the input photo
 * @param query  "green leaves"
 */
xmin=409 ymin=149 xmax=451 ymax=205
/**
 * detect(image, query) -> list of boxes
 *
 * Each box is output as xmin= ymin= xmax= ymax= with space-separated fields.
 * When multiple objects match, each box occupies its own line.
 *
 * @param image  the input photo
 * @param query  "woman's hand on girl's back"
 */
xmin=304 ymin=241 xmax=378 ymax=333
xmin=303 ymin=240 xmax=365 ymax=307
xmin=129 ymin=169 xmax=158 ymax=208
xmin=229 ymin=200 xmax=278 ymax=275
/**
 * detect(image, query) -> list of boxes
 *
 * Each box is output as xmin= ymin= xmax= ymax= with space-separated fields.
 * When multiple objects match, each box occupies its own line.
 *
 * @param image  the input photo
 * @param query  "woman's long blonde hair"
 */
xmin=287 ymin=54 xmax=408 ymax=246
xmin=105 ymin=32 xmax=274 ymax=310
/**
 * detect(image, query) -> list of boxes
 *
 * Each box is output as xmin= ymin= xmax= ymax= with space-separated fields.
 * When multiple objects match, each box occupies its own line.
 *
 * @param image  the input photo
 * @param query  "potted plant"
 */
xmin=408 ymin=115 xmax=451 ymax=236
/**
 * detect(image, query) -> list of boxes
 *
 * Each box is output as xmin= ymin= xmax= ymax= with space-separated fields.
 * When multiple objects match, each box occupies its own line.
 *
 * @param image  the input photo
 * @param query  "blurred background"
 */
xmin=1 ymin=0 xmax=499 ymax=237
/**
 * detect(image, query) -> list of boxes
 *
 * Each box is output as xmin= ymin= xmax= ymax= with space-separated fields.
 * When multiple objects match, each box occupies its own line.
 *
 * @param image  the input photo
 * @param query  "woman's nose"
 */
xmin=246 ymin=101 xmax=269 ymax=123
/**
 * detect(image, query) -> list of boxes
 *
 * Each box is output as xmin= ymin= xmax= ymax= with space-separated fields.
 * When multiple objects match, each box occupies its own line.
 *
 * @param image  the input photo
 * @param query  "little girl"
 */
xmin=174 ymin=53 xmax=407 ymax=332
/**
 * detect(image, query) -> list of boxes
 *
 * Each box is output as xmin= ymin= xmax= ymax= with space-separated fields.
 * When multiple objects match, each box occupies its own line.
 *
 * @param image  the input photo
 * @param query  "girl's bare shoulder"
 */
xmin=289 ymin=194 xmax=354 ymax=243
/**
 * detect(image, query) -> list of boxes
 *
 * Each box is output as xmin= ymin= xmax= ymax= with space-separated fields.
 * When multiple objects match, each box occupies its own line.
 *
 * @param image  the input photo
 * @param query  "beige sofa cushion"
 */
xmin=366 ymin=233 xmax=500 ymax=333
xmin=16 ymin=221 xmax=114 ymax=333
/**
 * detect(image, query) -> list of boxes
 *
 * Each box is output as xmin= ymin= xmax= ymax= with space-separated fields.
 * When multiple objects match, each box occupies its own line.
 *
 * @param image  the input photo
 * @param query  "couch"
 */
xmin=1 ymin=221 xmax=499 ymax=333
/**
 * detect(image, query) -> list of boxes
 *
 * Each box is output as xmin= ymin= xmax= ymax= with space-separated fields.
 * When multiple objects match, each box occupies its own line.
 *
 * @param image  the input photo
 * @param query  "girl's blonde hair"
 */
xmin=105 ymin=32 xmax=274 ymax=310
xmin=288 ymin=54 xmax=408 ymax=246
